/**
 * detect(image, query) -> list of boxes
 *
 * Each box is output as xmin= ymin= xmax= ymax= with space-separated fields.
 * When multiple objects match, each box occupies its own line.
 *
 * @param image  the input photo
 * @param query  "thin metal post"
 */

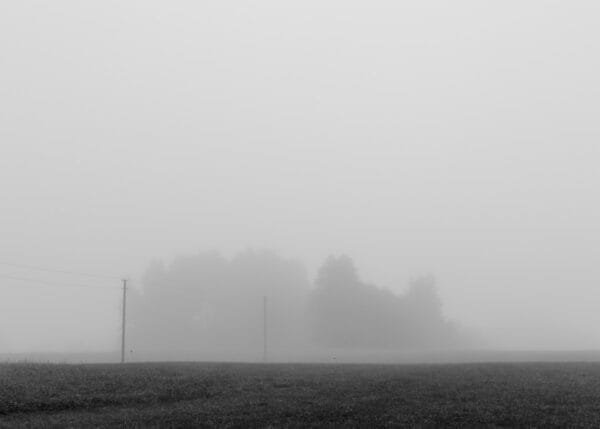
xmin=121 ymin=279 xmax=127 ymax=363
xmin=263 ymin=296 xmax=267 ymax=363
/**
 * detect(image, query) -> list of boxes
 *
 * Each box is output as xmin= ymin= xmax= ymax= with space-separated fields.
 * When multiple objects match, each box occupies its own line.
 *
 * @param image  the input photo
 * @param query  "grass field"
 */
xmin=2 ymin=361 xmax=600 ymax=427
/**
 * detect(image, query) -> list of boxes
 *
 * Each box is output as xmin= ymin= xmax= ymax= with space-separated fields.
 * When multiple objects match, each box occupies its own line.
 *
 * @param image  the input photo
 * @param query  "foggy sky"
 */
xmin=1 ymin=1 xmax=599 ymax=353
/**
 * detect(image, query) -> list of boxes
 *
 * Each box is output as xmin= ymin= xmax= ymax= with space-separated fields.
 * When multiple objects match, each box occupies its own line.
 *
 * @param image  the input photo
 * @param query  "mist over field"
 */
xmin=1 ymin=1 xmax=600 ymax=361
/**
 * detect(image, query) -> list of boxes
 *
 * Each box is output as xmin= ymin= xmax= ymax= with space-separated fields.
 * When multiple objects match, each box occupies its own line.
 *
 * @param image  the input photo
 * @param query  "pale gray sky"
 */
xmin=1 ymin=1 xmax=599 ymax=352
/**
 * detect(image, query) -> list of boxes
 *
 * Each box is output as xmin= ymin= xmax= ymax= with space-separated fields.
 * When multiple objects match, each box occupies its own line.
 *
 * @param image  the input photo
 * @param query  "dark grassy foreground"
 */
xmin=2 ymin=362 xmax=600 ymax=427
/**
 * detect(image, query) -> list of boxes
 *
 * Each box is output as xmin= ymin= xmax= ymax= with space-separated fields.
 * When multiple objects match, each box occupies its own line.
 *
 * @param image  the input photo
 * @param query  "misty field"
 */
xmin=2 ymin=362 xmax=600 ymax=427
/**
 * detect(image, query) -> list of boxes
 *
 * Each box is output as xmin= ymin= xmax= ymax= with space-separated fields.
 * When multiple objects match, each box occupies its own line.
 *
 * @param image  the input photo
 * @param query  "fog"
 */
xmin=1 ymin=1 xmax=599 ymax=360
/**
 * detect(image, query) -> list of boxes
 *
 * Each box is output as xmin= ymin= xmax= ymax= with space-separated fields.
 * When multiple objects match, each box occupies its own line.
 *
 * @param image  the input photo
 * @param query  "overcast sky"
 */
xmin=1 ymin=1 xmax=599 ymax=352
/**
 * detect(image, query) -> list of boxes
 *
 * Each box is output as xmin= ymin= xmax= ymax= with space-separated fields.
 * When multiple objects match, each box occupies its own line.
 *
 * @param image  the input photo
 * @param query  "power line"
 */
xmin=0 ymin=274 xmax=120 ymax=290
xmin=0 ymin=261 xmax=121 ymax=281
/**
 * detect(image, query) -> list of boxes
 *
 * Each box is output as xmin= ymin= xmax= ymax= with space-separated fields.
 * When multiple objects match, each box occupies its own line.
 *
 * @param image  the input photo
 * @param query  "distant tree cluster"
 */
xmin=130 ymin=251 xmax=467 ymax=356
xmin=309 ymin=255 xmax=464 ymax=349
xmin=129 ymin=250 xmax=309 ymax=355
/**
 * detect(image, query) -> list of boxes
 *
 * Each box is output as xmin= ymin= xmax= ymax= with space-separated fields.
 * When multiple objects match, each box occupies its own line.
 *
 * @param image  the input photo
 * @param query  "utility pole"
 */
xmin=121 ymin=279 xmax=127 ymax=364
xmin=263 ymin=295 xmax=267 ymax=363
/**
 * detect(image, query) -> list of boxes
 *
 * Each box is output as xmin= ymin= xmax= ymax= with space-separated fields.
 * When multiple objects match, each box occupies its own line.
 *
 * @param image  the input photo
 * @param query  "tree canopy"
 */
xmin=130 ymin=251 xmax=469 ymax=358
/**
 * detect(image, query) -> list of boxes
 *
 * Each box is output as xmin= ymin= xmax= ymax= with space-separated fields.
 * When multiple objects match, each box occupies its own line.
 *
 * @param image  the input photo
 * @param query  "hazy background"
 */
xmin=1 ymin=1 xmax=599 ymax=355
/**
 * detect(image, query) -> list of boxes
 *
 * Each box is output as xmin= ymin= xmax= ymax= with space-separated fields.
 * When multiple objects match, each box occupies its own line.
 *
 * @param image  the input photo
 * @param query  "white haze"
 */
xmin=1 ymin=1 xmax=599 ymax=355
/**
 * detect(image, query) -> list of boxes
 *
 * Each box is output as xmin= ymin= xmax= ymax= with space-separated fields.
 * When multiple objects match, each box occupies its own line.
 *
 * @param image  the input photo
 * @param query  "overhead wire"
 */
xmin=0 ymin=273 xmax=121 ymax=290
xmin=0 ymin=261 xmax=121 ymax=281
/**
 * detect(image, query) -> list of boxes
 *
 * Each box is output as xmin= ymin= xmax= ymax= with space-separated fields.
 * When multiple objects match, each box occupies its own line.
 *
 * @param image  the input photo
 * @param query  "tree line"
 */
xmin=129 ymin=250 xmax=469 ymax=357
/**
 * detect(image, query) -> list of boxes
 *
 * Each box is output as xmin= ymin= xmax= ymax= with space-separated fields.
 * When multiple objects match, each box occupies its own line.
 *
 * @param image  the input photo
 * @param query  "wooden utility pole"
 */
xmin=121 ymin=279 xmax=127 ymax=364
xmin=263 ymin=296 xmax=267 ymax=363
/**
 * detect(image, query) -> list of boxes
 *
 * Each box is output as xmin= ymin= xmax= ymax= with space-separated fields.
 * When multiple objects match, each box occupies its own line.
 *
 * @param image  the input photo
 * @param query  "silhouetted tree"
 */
xmin=309 ymin=255 xmax=465 ymax=349
xmin=129 ymin=250 xmax=310 ymax=358
xmin=131 ymin=251 xmax=468 ymax=357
